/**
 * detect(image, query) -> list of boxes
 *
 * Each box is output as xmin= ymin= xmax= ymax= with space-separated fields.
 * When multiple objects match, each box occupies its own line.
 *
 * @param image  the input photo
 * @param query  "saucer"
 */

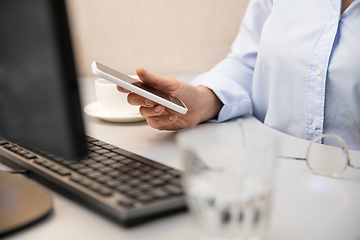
xmin=84 ymin=102 xmax=145 ymax=123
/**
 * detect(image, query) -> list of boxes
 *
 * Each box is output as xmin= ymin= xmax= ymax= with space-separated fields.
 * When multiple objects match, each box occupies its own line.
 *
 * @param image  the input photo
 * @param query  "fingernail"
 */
xmin=145 ymin=99 xmax=153 ymax=106
xmin=154 ymin=105 xmax=162 ymax=113
xmin=169 ymin=115 xmax=175 ymax=121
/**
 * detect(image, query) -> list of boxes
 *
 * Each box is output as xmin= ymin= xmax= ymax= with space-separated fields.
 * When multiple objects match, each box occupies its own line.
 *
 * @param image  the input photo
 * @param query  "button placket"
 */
xmin=305 ymin=8 xmax=340 ymax=141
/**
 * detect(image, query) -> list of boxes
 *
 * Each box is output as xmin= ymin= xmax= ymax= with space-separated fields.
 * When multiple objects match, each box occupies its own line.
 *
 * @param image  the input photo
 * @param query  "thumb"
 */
xmin=136 ymin=66 xmax=180 ymax=94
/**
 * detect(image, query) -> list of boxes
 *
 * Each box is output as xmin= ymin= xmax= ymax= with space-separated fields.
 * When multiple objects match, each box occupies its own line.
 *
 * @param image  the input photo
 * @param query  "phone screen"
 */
xmin=95 ymin=62 xmax=186 ymax=108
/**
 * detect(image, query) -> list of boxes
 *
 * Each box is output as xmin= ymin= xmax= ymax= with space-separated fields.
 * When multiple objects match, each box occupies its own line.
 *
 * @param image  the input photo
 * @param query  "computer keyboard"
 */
xmin=0 ymin=136 xmax=186 ymax=226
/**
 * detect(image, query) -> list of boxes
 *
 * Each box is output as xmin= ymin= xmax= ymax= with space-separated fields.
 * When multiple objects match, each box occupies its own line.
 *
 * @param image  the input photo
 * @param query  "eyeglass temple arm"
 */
xmin=349 ymin=163 xmax=360 ymax=169
xmin=278 ymin=156 xmax=306 ymax=161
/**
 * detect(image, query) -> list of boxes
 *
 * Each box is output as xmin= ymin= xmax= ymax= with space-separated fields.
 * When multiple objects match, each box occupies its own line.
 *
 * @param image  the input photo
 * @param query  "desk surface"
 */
xmin=3 ymin=75 xmax=360 ymax=240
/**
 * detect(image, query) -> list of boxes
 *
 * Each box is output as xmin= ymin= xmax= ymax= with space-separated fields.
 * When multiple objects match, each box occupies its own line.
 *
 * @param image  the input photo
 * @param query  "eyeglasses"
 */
xmin=237 ymin=118 xmax=360 ymax=178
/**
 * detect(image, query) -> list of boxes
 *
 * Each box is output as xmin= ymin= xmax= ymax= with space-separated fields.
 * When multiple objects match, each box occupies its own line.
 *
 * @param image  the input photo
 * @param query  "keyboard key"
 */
xmin=120 ymin=167 xmax=134 ymax=173
xmin=94 ymin=149 xmax=111 ymax=155
xmin=89 ymin=163 xmax=105 ymax=169
xmin=140 ymin=166 xmax=154 ymax=173
xmin=23 ymin=153 xmax=37 ymax=159
xmin=16 ymin=149 xmax=28 ymax=155
xmin=128 ymin=179 xmax=142 ymax=187
xmin=163 ymin=185 xmax=183 ymax=195
xmin=111 ymin=148 xmax=125 ymax=155
xmin=102 ymin=159 xmax=116 ymax=165
xmin=137 ymin=194 xmax=153 ymax=203
xmin=107 ymin=171 xmax=120 ymax=178
xmin=56 ymin=168 xmax=71 ymax=176
xmin=89 ymin=146 xmax=102 ymax=151
xmin=53 ymin=156 xmax=66 ymax=162
xmin=69 ymin=163 xmax=85 ymax=170
xmin=81 ymin=159 xmax=97 ymax=165
xmin=159 ymin=174 xmax=174 ymax=182
xmin=88 ymin=152 xmax=101 ymax=158
xmin=79 ymin=178 xmax=92 ymax=187
xmin=70 ymin=175 xmax=83 ymax=183
xmin=106 ymin=180 xmax=121 ymax=188
xmin=109 ymin=162 xmax=123 ymax=169
xmin=3 ymin=143 xmax=16 ymax=149
xmin=132 ymin=162 xmax=145 ymax=168
xmin=103 ymin=152 xmax=118 ymax=158
xmin=111 ymin=155 xmax=127 ymax=161
xmin=148 ymin=189 xmax=169 ymax=199
xmin=98 ymin=188 xmax=113 ymax=197
xmin=49 ymin=165 xmax=62 ymax=172
xmin=41 ymin=161 xmax=55 ymax=168
xmin=87 ymin=171 xmax=103 ymax=179
xmin=169 ymin=179 xmax=182 ymax=188
xmin=120 ymin=158 xmax=134 ymax=165
xmin=10 ymin=146 xmax=22 ymax=152
xmin=139 ymin=175 xmax=153 ymax=182
xmin=88 ymin=183 xmax=101 ymax=192
xmin=102 ymin=144 xmax=118 ymax=150
xmin=61 ymin=160 xmax=78 ymax=166
xmin=127 ymin=190 xmax=142 ymax=198
xmin=77 ymin=167 xmax=94 ymax=175
xmin=116 ymin=185 xmax=132 ymax=193
xmin=137 ymin=183 xmax=152 ymax=192
xmin=117 ymin=175 xmax=131 ymax=183
xmin=92 ymin=140 xmax=109 ymax=146
xmin=167 ymin=170 xmax=181 ymax=178
xmin=129 ymin=170 xmax=142 ymax=178
xmin=34 ymin=158 xmax=46 ymax=165
xmin=93 ymin=156 xmax=108 ymax=162
xmin=96 ymin=175 xmax=111 ymax=184
xmin=149 ymin=170 xmax=163 ymax=177
xmin=149 ymin=179 xmax=165 ymax=187
xmin=86 ymin=136 xmax=98 ymax=142
xmin=118 ymin=199 xmax=134 ymax=208
xmin=98 ymin=166 xmax=113 ymax=174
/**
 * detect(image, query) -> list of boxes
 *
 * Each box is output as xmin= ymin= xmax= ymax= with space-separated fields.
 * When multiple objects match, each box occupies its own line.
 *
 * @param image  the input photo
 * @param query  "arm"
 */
xmin=192 ymin=0 xmax=273 ymax=122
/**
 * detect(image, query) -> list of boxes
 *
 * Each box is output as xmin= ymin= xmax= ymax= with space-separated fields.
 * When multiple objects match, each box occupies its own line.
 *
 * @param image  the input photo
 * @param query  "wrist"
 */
xmin=196 ymin=85 xmax=223 ymax=123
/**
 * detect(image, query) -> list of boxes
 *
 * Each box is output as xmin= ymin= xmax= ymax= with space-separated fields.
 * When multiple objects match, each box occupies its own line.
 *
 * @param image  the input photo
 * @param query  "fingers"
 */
xmin=145 ymin=114 xmax=178 ymax=130
xmin=136 ymin=66 xmax=181 ymax=94
xmin=116 ymin=85 xmax=131 ymax=93
xmin=127 ymin=92 xmax=156 ymax=108
xmin=139 ymin=104 xmax=165 ymax=117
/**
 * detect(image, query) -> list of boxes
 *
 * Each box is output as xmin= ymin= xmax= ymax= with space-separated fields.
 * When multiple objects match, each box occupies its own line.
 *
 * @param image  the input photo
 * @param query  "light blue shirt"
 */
xmin=192 ymin=0 xmax=360 ymax=150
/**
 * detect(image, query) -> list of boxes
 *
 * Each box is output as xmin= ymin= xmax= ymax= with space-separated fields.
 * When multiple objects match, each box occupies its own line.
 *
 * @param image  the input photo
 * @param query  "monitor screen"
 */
xmin=0 ymin=0 xmax=87 ymax=159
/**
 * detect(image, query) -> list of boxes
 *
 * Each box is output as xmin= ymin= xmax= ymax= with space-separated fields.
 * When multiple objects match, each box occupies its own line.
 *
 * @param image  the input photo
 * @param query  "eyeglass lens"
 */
xmin=306 ymin=135 xmax=348 ymax=177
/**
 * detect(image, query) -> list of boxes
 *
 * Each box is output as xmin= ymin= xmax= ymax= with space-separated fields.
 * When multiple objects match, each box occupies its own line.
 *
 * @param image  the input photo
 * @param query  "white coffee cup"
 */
xmin=95 ymin=78 xmax=139 ymax=115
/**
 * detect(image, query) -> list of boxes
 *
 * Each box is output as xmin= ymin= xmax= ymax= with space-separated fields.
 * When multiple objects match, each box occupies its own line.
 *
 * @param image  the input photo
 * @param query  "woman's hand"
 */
xmin=117 ymin=67 xmax=223 ymax=130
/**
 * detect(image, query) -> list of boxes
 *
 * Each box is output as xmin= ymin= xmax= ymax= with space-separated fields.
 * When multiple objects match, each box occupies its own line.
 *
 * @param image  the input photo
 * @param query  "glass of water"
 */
xmin=177 ymin=123 xmax=278 ymax=240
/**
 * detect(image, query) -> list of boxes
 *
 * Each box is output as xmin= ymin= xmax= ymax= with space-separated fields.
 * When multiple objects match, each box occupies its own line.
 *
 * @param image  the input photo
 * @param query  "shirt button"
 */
xmin=316 ymin=68 xmax=321 ymax=76
xmin=312 ymin=122 xmax=317 ymax=130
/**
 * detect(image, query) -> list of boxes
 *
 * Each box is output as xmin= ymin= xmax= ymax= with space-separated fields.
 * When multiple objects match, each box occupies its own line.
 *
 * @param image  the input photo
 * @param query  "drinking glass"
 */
xmin=177 ymin=126 xmax=278 ymax=240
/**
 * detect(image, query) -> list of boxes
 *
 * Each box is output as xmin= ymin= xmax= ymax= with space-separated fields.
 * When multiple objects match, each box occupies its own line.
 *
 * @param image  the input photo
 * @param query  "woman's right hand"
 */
xmin=117 ymin=66 xmax=223 ymax=130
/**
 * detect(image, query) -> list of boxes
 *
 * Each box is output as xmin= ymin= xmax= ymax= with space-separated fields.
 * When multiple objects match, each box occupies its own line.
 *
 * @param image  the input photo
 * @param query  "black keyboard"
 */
xmin=0 ymin=136 xmax=186 ymax=226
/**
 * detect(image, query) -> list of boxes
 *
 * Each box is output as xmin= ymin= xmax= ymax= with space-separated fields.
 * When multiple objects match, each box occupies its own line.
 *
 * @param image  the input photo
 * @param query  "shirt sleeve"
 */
xmin=191 ymin=0 xmax=273 ymax=122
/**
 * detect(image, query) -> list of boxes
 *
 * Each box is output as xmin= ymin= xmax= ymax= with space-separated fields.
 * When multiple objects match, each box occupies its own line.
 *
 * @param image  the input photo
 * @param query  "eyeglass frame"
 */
xmin=279 ymin=133 xmax=360 ymax=177
xmin=237 ymin=118 xmax=360 ymax=177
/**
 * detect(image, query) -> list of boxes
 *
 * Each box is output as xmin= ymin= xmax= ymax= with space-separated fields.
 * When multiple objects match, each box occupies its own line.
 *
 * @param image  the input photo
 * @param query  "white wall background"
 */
xmin=66 ymin=0 xmax=250 ymax=76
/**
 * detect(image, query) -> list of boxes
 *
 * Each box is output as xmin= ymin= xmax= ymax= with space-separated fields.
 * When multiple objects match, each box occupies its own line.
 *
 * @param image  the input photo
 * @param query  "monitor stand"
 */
xmin=0 ymin=170 xmax=53 ymax=236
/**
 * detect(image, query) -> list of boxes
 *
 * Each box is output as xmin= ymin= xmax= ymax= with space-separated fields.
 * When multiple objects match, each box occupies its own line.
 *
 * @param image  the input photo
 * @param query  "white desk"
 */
xmin=3 ymin=75 xmax=360 ymax=240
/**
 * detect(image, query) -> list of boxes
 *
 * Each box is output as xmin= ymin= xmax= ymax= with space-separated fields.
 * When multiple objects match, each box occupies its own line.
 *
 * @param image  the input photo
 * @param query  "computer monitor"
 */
xmin=0 ymin=0 xmax=87 ymax=159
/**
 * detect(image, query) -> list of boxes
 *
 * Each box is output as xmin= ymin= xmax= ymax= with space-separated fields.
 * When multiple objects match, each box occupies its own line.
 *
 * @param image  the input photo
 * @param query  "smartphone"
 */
xmin=91 ymin=61 xmax=188 ymax=114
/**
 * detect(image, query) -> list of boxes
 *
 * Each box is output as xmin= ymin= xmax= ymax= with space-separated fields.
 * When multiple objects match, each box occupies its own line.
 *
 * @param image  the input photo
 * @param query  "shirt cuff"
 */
xmin=191 ymin=71 xmax=252 ymax=122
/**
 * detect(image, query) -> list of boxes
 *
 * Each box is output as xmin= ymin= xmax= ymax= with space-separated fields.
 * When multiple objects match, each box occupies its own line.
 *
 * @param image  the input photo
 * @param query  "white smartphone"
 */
xmin=91 ymin=61 xmax=188 ymax=114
